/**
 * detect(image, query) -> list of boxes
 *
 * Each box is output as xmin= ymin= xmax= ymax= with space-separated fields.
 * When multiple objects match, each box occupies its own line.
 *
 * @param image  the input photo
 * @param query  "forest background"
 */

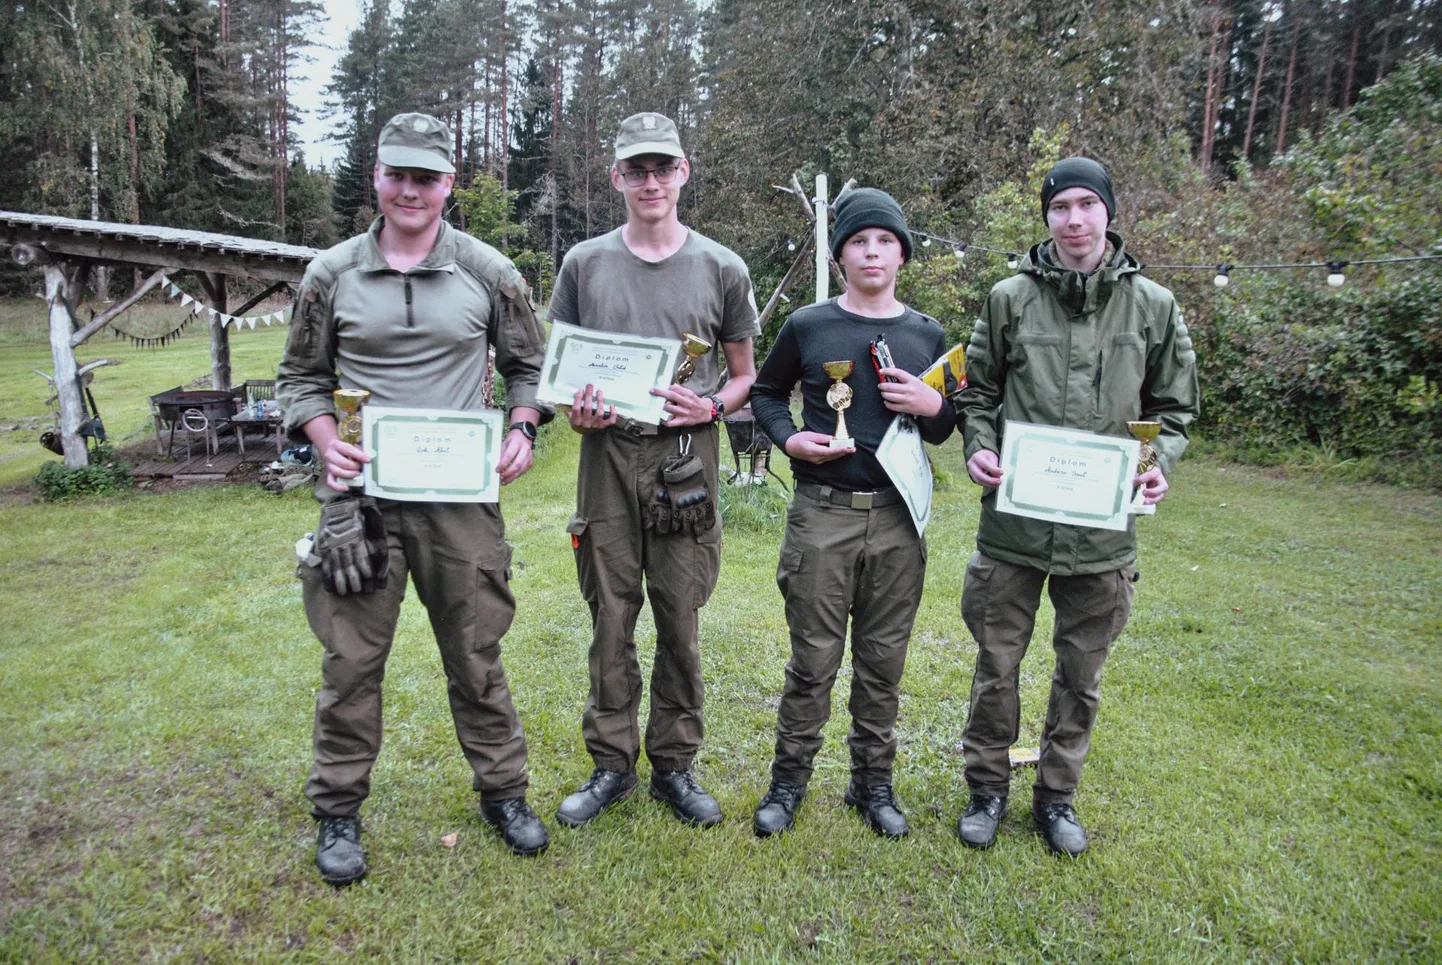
xmin=1 ymin=0 xmax=1440 ymax=483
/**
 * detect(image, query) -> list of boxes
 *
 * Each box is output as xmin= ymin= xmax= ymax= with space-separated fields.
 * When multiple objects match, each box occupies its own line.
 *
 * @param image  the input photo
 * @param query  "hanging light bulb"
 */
xmin=1213 ymin=264 xmax=1231 ymax=288
xmin=922 ymin=236 xmax=933 ymax=247
xmin=1326 ymin=261 xmax=1348 ymax=287
xmin=1006 ymin=253 xmax=1019 ymax=270
xmin=954 ymin=245 xmax=966 ymax=259
xmin=787 ymin=240 xmax=796 ymax=252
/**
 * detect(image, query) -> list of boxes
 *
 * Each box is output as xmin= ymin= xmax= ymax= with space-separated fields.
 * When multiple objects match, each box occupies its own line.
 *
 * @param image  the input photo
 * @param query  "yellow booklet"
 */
xmin=921 ymin=343 xmax=967 ymax=396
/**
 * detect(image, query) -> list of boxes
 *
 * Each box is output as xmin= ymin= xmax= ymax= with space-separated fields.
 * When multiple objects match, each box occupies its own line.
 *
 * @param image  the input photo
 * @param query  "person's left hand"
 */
xmin=1135 ymin=466 xmax=1169 ymax=504
xmin=497 ymin=429 xmax=534 ymax=484
xmin=650 ymin=383 xmax=714 ymax=426
xmin=878 ymin=368 xmax=944 ymax=417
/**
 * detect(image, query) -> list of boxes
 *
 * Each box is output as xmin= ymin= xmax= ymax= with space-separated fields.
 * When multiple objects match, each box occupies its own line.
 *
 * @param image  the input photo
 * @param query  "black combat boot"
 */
xmin=650 ymin=769 xmax=723 ymax=827
xmin=844 ymin=780 xmax=910 ymax=839
xmin=480 ymin=797 xmax=550 ymax=856
xmin=1035 ymin=801 xmax=1088 ymax=856
xmin=315 ymin=816 xmax=366 ymax=886
xmin=753 ymin=781 xmax=806 ymax=838
xmin=957 ymin=794 xmax=1008 ymax=849
xmin=555 ymin=768 xmax=638 ymax=827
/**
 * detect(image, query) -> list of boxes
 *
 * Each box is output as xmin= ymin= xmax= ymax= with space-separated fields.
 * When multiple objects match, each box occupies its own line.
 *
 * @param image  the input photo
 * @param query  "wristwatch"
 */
xmin=508 ymin=420 xmax=538 ymax=442
xmin=707 ymin=396 xmax=725 ymax=423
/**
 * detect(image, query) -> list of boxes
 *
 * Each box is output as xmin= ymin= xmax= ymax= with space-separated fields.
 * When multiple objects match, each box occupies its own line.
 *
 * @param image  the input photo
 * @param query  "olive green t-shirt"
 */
xmin=547 ymin=227 xmax=761 ymax=398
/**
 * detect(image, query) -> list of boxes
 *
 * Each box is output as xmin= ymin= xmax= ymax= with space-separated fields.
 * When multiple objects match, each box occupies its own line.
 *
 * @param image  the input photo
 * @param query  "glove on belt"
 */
xmin=660 ymin=453 xmax=715 ymax=536
xmin=315 ymin=494 xmax=390 ymax=595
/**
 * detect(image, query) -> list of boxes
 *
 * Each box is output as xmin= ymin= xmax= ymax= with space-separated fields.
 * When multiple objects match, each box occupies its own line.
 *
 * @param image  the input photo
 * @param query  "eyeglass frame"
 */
xmin=616 ymin=162 xmax=683 ymax=187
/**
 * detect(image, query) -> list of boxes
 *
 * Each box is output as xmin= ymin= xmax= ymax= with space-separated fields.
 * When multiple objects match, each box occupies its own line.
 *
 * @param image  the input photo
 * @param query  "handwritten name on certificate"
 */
xmin=536 ymin=321 xmax=683 ymax=425
xmin=995 ymin=422 xmax=1140 ymax=532
xmin=362 ymin=406 xmax=502 ymax=503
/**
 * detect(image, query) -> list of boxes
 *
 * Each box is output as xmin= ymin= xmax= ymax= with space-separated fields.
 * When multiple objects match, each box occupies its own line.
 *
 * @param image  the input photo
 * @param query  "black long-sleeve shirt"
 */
xmin=751 ymin=298 xmax=956 ymax=491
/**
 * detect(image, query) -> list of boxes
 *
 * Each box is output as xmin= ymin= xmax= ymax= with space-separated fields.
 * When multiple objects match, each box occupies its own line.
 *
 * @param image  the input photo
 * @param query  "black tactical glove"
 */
xmin=315 ymin=495 xmax=389 ymax=595
xmin=661 ymin=453 xmax=715 ymax=536
xmin=644 ymin=475 xmax=674 ymax=533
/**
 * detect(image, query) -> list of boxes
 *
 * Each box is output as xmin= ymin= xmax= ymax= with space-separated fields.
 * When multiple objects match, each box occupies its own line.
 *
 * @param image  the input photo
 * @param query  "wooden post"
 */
xmin=43 ymin=265 xmax=89 ymax=469
xmin=200 ymin=271 xmax=232 ymax=390
xmin=814 ymin=173 xmax=828 ymax=304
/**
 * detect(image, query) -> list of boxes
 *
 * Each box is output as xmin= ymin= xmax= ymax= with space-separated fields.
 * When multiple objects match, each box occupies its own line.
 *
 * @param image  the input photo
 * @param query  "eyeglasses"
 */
xmin=619 ymin=164 xmax=680 ymax=187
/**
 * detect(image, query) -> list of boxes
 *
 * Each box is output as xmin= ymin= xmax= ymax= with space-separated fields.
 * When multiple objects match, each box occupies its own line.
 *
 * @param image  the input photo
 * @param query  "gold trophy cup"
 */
xmin=823 ymin=360 xmax=855 ymax=449
xmin=674 ymin=333 xmax=712 ymax=385
xmin=1127 ymin=420 xmax=1161 ymax=515
xmin=334 ymin=388 xmax=371 ymax=488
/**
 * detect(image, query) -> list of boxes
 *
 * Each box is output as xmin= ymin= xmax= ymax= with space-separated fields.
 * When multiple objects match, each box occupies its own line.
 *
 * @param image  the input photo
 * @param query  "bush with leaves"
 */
xmin=33 ymin=446 xmax=134 ymax=501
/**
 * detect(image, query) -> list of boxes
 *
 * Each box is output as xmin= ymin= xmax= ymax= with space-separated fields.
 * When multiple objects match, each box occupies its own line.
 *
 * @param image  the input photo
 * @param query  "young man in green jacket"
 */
xmin=955 ymin=157 xmax=1200 ymax=856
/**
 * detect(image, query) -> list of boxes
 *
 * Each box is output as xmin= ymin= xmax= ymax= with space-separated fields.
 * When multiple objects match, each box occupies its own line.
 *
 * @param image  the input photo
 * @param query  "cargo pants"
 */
xmin=301 ymin=498 xmax=530 ymax=818
xmin=959 ymin=551 xmax=1135 ymax=805
xmin=568 ymin=424 xmax=722 ymax=773
xmin=771 ymin=488 xmax=926 ymax=788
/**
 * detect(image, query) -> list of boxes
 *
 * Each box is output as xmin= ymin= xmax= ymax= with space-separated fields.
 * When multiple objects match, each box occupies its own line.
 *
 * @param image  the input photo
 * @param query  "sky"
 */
xmin=290 ymin=2 xmax=361 ymax=170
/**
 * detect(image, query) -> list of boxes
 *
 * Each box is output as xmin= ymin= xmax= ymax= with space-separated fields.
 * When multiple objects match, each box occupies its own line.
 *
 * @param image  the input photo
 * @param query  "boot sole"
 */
xmin=317 ymin=863 xmax=367 ymax=886
xmin=555 ymin=782 xmax=636 ymax=828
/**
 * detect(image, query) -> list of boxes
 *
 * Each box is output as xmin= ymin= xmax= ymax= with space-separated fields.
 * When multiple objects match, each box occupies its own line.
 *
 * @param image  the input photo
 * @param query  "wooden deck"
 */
xmin=129 ymin=426 xmax=281 ymax=480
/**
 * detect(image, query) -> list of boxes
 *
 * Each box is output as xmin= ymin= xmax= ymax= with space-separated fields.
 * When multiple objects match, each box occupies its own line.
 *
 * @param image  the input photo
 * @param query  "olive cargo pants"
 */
xmin=301 ymin=499 xmax=530 ymax=818
xmin=960 ymin=552 xmax=1135 ymax=805
xmin=771 ymin=490 xmax=926 ymax=788
xmin=568 ymin=425 xmax=722 ymax=773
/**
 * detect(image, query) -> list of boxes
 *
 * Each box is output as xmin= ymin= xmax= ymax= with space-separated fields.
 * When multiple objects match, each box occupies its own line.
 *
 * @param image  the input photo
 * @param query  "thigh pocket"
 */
xmin=566 ymin=514 xmax=597 ymax=604
xmin=960 ymin=552 xmax=995 ymax=629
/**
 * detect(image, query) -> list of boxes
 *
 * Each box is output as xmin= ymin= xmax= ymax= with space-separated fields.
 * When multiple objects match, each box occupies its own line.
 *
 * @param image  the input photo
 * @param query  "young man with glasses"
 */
xmin=548 ymin=112 xmax=760 ymax=829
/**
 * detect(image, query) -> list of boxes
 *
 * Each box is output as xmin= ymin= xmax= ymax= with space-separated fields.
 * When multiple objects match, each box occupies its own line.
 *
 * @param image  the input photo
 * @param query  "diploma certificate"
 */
xmin=536 ymin=321 xmax=683 ymax=425
xmin=995 ymin=422 xmax=1139 ymax=532
xmin=876 ymin=415 xmax=933 ymax=536
xmin=362 ymin=405 xmax=503 ymax=503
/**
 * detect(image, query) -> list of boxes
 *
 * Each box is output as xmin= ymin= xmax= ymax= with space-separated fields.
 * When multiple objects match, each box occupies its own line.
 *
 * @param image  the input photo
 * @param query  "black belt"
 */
xmin=796 ymin=483 xmax=903 ymax=510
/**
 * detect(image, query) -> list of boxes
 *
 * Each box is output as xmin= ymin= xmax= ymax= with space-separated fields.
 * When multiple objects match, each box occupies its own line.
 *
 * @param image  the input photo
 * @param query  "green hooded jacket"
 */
xmin=958 ymin=232 xmax=1200 ymax=575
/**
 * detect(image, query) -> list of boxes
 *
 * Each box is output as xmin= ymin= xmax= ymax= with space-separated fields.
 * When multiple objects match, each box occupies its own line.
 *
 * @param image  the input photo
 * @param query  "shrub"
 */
xmin=32 ymin=445 xmax=134 ymax=501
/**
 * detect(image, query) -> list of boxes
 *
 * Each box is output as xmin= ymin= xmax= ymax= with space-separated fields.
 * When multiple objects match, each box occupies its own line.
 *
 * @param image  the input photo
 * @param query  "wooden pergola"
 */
xmin=0 ymin=211 xmax=318 ymax=468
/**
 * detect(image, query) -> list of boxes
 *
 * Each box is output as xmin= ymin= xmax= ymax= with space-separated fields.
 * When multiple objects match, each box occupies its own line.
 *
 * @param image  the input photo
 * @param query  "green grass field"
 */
xmin=1 ymin=298 xmax=1439 ymax=961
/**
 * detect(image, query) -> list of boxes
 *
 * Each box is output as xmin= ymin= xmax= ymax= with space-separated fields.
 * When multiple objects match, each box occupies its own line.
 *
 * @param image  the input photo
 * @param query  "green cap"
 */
xmin=376 ymin=113 xmax=455 ymax=174
xmin=614 ymin=112 xmax=685 ymax=161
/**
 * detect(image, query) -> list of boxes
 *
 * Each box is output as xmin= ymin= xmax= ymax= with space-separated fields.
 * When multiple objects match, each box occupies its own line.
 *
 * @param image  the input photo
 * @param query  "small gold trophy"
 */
xmin=823 ymin=360 xmax=855 ymax=449
xmin=674 ymin=333 xmax=712 ymax=385
xmin=1127 ymin=420 xmax=1161 ymax=515
xmin=334 ymin=388 xmax=371 ymax=489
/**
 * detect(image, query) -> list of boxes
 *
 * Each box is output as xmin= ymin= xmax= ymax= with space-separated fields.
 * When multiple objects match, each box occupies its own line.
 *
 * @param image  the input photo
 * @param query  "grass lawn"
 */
xmin=1 ymin=298 xmax=1439 ymax=961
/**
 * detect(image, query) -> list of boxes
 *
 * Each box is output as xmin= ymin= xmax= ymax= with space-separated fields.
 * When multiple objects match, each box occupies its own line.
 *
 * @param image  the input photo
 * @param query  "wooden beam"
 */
xmin=756 ymin=240 xmax=814 ymax=330
xmin=1 ymin=233 xmax=307 ymax=282
xmin=205 ymin=272 xmax=232 ymax=390
xmin=71 ymin=268 xmax=169 ymax=346
xmin=229 ymin=280 xmax=290 ymax=318
xmin=43 ymin=265 xmax=88 ymax=468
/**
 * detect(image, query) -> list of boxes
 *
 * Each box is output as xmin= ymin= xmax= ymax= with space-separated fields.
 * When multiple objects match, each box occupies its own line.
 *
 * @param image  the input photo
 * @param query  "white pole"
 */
xmin=814 ymin=173 xmax=828 ymax=304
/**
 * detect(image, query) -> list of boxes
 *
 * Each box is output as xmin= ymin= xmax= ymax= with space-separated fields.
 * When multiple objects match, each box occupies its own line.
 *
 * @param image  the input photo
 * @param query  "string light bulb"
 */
xmin=1326 ymin=261 xmax=1348 ymax=287
xmin=922 ymin=236 xmax=933 ymax=247
xmin=954 ymin=245 xmax=966 ymax=259
xmin=1213 ymin=264 xmax=1231 ymax=287
xmin=787 ymin=240 xmax=796 ymax=252
xmin=1006 ymin=253 xmax=1019 ymax=270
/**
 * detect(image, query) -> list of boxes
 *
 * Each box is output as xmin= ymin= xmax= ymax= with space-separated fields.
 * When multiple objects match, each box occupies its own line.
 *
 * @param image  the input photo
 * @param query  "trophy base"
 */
xmin=1128 ymin=490 xmax=1156 ymax=515
xmin=827 ymin=438 xmax=855 ymax=450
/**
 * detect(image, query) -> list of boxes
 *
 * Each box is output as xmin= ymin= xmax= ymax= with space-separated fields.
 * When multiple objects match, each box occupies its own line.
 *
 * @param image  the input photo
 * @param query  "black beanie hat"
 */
xmin=830 ymin=187 xmax=913 ymax=263
xmin=1040 ymin=157 xmax=1116 ymax=224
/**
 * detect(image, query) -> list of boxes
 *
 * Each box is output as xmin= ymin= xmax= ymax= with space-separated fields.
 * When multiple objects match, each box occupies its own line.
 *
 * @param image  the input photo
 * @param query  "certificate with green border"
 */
xmin=536 ymin=321 xmax=682 ymax=425
xmin=362 ymin=405 xmax=502 ymax=503
xmin=876 ymin=414 xmax=933 ymax=536
xmin=995 ymin=421 xmax=1139 ymax=532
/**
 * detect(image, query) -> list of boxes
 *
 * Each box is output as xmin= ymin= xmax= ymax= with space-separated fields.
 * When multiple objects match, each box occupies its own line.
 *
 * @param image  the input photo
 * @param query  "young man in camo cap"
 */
xmin=278 ymin=112 xmax=553 ymax=884
xmin=548 ymin=111 xmax=759 ymax=830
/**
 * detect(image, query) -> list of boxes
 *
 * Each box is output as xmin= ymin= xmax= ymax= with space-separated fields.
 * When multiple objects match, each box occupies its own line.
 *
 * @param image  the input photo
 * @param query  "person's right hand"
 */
xmin=967 ymin=448 xmax=1003 ymax=488
xmin=784 ymin=430 xmax=855 ymax=465
xmin=569 ymin=384 xmax=620 ymax=433
xmin=321 ymin=438 xmax=370 ymax=492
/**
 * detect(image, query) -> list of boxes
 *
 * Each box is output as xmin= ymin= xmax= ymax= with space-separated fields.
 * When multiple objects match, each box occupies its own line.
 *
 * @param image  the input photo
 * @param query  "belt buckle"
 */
xmin=850 ymin=491 xmax=874 ymax=510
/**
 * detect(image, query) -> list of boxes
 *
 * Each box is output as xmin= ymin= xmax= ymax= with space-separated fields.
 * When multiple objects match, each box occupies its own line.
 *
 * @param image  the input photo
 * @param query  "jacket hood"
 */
xmin=1019 ymin=230 xmax=1138 ymax=314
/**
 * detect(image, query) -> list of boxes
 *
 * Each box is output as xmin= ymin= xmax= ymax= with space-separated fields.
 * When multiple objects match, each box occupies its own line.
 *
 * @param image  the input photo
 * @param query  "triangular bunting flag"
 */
xmin=168 ymin=283 xmax=182 ymax=299
xmin=192 ymin=301 xmax=204 ymax=316
xmin=180 ymin=292 xmax=193 ymax=306
xmin=247 ymin=317 xmax=257 ymax=329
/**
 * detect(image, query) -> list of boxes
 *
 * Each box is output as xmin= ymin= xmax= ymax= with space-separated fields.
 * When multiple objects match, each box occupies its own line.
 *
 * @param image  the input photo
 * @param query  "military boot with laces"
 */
xmin=844 ymin=780 xmax=910 ymax=838
xmin=1035 ymin=801 xmax=1088 ymax=856
xmin=480 ymin=797 xmax=550 ymax=856
xmin=958 ymin=794 xmax=1008 ymax=849
xmin=315 ymin=816 xmax=366 ymax=886
xmin=753 ymin=781 xmax=806 ymax=838
xmin=555 ymin=768 xmax=637 ymax=827
xmin=650 ymin=769 xmax=723 ymax=827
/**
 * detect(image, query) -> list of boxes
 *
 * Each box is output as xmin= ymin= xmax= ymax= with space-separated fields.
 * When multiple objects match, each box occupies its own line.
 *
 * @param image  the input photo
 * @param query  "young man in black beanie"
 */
xmin=749 ymin=187 xmax=956 ymax=838
xmin=954 ymin=157 xmax=1199 ymax=855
